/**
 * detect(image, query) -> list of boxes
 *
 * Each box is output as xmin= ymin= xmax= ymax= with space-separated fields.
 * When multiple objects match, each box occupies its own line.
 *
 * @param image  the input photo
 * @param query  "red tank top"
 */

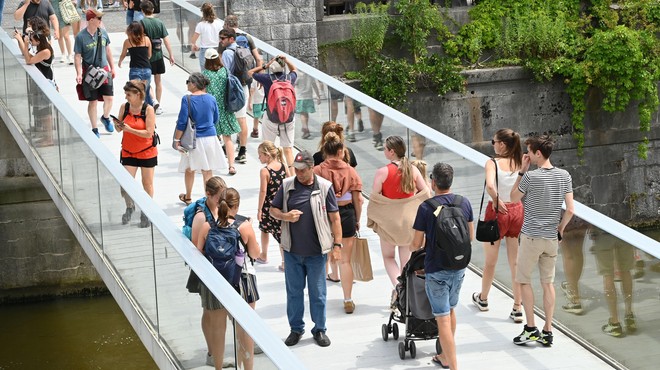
xmin=381 ymin=163 xmax=413 ymax=199
xmin=121 ymin=109 xmax=157 ymax=159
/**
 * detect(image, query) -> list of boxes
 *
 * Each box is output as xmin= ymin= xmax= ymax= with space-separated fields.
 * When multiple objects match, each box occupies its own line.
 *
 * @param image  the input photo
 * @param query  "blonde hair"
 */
xmin=411 ymin=160 xmax=427 ymax=179
xmin=258 ymin=140 xmax=284 ymax=164
xmin=385 ymin=135 xmax=415 ymax=194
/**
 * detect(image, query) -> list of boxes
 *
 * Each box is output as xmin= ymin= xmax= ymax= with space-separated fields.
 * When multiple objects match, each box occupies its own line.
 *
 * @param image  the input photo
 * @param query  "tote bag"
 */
xmin=351 ymin=234 xmax=373 ymax=282
xmin=173 ymin=95 xmax=196 ymax=151
xmin=59 ymin=0 xmax=81 ymax=24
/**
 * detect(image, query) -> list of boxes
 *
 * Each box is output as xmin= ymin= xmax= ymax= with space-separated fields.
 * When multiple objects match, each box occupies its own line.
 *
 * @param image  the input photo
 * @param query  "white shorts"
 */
xmin=178 ymin=135 xmax=228 ymax=172
xmin=233 ymin=84 xmax=250 ymax=119
xmin=262 ymin=118 xmax=295 ymax=148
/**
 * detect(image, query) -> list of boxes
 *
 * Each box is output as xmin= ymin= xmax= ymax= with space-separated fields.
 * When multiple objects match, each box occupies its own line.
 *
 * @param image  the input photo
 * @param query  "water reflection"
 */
xmin=0 ymin=296 xmax=157 ymax=369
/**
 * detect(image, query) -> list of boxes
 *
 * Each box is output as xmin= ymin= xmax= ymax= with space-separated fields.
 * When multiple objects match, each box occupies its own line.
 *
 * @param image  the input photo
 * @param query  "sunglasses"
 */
xmin=219 ymin=36 xmax=228 ymax=40
xmin=429 ymin=173 xmax=433 ymax=180
xmin=491 ymin=139 xmax=501 ymax=145
xmin=185 ymin=80 xmax=190 ymax=84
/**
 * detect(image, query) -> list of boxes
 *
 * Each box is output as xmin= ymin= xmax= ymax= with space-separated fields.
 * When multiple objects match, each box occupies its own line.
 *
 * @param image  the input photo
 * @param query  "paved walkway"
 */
xmin=44 ymin=31 xmax=614 ymax=369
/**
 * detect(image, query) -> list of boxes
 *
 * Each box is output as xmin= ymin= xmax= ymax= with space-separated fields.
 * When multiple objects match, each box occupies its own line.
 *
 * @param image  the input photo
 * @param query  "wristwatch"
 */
xmin=333 ymin=243 xmax=343 ymax=248
xmin=518 ymin=172 xmax=525 ymax=176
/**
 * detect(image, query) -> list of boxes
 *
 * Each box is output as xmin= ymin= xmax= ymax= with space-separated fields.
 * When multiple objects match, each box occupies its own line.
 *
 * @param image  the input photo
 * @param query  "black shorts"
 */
xmin=78 ymin=78 xmax=114 ymax=101
xmin=151 ymin=58 xmax=166 ymax=75
xmin=120 ymin=156 xmax=158 ymax=168
xmin=339 ymin=203 xmax=356 ymax=238
xmin=329 ymin=87 xmax=343 ymax=101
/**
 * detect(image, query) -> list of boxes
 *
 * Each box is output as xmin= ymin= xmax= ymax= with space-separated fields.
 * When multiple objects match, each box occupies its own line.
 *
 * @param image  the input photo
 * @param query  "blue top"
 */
xmin=221 ymin=43 xmax=237 ymax=74
xmin=176 ymin=94 xmax=219 ymax=138
xmin=412 ymin=193 xmax=473 ymax=274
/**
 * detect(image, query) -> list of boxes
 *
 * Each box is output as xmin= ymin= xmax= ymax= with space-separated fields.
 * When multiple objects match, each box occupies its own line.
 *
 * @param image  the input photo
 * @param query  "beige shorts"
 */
xmin=592 ymin=231 xmax=635 ymax=276
xmin=262 ymin=119 xmax=295 ymax=148
xmin=233 ymin=84 xmax=250 ymax=119
xmin=516 ymin=234 xmax=558 ymax=284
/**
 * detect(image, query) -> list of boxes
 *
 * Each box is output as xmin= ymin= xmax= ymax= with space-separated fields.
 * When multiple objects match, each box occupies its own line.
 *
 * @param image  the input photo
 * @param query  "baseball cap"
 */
xmin=269 ymin=59 xmax=284 ymax=74
xmin=292 ymin=150 xmax=314 ymax=170
xmin=86 ymin=9 xmax=103 ymax=21
xmin=204 ymin=48 xmax=219 ymax=60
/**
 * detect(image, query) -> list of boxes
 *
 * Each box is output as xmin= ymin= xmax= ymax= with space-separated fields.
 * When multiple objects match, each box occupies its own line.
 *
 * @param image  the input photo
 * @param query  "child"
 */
xmin=250 ymin=74 xmax=266 ymax=138
xmin=256 ymin=141 xmax=287 ymax=270
xmin=411 ymin=159 xmax=432 ymax=197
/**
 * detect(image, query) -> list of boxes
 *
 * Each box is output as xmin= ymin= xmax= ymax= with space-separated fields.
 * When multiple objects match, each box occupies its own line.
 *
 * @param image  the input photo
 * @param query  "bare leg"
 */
xmin=330 ymin=99 xmax=338 ymax=122
xmin=345 ymin=97 xmax=355 ymax=131
xmin=380 ymin=238 xmax=400 ymax=287
xmin=561 ymin=229 xmax=585 ymax=304
xmin=282 ymin=147 xmax=294 ymax=175
xmin=222 ymin=135 xmax=235 ymax=169
xmin=434 ymin=311 xmax=457 ymax=369
xmin=184 ymin=168 xmax=195 ymax=199
xmin=521 ymin=283 xmax=536 ymax=327
xmin=201 ymin=170 xmax=213 ymax=186
xmin=236 ymin=302 xmax=256 ymax=370
xmin=140 ymin=167 xmax=155 ymax=197
xmin=201 ymin=309 xmax=212 ymax=359
xmin=541 ymin=282 xmax=556 ymax=331
xmin=209 ymin=309 xmax=228 ymax=370
xmin=101 ymin=95 xmax=113 ymax=119
xmin=479 ymin=240 xmax=501 ymax=301
xmin=87 ymin=101 xmax=98 ymax=129
xmin=339 ymin=236 xmax=354 ymax=300
xmin=259 ymin=231 xmax=269 ymax=261
xmin=237 ymin=117 xmax=248 ymax=148
xmin=603 ymin=274 xmax=618 ymax=323
xmin=504 ymin=236 xmax=522 ymax=307
xmin=369 ymin=108 xmax=383 ymax=135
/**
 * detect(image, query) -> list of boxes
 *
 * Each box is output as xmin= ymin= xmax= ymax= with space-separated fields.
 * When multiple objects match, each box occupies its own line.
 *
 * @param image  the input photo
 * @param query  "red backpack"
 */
xmin=265 ymin=75 xmax=296 ymax=124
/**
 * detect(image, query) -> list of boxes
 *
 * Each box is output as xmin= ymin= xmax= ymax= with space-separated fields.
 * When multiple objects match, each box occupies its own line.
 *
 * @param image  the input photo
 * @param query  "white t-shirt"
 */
xmin=195 ymin=19 xmax=222 ymax=48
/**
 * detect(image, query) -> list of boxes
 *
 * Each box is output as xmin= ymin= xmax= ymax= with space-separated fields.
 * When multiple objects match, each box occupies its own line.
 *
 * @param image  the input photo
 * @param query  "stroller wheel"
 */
xmin=409 ymin=341 xmax=417 ymax=358
xmin=381 ymin=324 xmax=389 ymax=342
xmin=398 ymin=341 xmax=406 ymax=360
xmin=392 ymin=323 xmax=399 ymax=340
xmin=436 ymin=338 xmax=442 ymax=355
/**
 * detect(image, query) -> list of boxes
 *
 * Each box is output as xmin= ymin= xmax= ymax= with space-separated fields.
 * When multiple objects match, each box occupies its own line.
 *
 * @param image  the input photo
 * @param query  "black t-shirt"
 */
xmin=17 ymin=1 xmax=55 ymax=34
xmin=313 ymin=147 xmax=358 ymax=168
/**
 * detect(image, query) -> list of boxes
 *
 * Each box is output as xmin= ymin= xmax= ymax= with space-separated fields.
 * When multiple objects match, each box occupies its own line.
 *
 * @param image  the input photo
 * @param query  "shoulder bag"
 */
xmin=174 ymin=95 xmax=196 ymax=151
xmin=83 ymin=31 xmax=109 ymax=90
xmin=476 ymin=158 xmax=501 ymax=244
xmin=59 ymin=0 xmax=81 ymax=24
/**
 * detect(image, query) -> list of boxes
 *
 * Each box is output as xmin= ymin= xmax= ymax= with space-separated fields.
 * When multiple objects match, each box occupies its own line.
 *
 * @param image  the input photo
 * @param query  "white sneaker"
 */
xmin=68 ymin=54 xmax=74 ymax=65
xmin=60 ymin=55 xmax=67 ymax=63
xmin=155 ymin=106 xmax=163 ymax=115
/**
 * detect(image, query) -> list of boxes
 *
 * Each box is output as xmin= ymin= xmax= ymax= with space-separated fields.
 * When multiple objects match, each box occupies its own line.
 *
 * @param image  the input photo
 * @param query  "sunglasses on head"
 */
xmin=491 ymin=139 xmax=500 ymax=145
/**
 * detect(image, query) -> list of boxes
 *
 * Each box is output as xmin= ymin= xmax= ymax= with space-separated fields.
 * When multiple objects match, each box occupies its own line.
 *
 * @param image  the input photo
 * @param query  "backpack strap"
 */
xmin=424 ymin=197 xmax=443 ymax=211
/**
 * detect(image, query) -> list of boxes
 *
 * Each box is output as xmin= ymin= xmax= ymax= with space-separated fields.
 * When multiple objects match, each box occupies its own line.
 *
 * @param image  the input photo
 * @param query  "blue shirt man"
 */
xmin=411 ymin=162 xmax=474 ymax=369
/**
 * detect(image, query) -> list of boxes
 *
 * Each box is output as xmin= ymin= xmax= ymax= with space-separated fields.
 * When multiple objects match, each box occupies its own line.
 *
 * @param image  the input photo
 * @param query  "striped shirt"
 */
xmin=519 ymin=167 xmax=572 ymax=239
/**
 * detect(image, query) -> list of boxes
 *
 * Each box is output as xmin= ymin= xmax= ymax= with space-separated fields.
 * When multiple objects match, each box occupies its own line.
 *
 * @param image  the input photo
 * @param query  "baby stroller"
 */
xmin=381 ymin=250 xmax=441 ymax=359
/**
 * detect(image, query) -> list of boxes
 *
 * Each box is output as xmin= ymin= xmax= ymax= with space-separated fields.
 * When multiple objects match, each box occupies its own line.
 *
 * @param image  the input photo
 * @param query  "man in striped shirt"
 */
xmin=510 ymin=135 xmax=574 ymax=347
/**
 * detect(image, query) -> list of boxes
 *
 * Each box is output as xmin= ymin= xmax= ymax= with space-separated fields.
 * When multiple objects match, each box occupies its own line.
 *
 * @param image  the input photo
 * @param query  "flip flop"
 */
xmin=431 ymin=355 xmax=449 ymax=369
xmin=179 ymin=193 xmax=192 ymax=205
xmin=255 ymin=257 xmax=268 ymax=264
xmin=326 ymin=275 xmax=340 ymax=283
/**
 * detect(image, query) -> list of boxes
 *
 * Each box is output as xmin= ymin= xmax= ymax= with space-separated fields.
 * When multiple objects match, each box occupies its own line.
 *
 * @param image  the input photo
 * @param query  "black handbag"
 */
xmin=476 ymin=158 xmax=501 ymax=244
xmin=185 ymin=269 xmax=201 ymax=294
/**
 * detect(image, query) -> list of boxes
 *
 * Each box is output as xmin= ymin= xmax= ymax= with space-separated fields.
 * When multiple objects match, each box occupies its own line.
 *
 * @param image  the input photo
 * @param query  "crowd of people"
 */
xmin=10 ymin=4 xmax=647 ymax=370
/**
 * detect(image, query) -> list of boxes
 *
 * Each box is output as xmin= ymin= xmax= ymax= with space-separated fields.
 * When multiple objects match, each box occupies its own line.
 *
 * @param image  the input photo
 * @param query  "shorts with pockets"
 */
xmin=516 ymin=234 xmax=558 ymax=284
xmin=425 ymin=269 xmax=465 ymax=317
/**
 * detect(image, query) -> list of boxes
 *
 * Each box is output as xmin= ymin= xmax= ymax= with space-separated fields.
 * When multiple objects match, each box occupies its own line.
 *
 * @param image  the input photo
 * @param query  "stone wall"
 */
xmin=229 ymin=0 xmax=319 ymax=67
xmin=406 ymin=67 xmax=660 ymax=227
xmin=0 ymin=119 xmax=104 ymax=302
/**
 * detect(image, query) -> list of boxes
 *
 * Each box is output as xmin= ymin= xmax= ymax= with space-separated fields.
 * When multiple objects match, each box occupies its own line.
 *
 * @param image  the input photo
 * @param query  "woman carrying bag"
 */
xmin=472 ymin=128 xmax=524 ymax=322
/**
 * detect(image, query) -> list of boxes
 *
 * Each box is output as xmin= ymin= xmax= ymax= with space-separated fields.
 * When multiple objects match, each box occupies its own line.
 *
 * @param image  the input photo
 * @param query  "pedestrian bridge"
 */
xmin=1 ymin=3 xmax=659 ymax=369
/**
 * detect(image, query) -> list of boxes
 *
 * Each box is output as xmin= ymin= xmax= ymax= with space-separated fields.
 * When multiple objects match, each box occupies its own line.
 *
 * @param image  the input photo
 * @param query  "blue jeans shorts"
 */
xmin=425 ymin=269 xmax=465 ymax=317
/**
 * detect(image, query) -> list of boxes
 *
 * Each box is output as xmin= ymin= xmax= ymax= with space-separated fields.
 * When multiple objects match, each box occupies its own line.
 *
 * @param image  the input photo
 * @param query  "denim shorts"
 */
xmin=425 ymin=269 xmax=465 ymax=317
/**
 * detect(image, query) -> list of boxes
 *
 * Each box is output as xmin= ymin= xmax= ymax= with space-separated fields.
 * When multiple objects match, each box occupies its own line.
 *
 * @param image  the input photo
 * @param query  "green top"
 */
xmin=140 ymin=17 xmax=168 ymax=62
xmin=203 ymin=67 xmax=240 ymax=136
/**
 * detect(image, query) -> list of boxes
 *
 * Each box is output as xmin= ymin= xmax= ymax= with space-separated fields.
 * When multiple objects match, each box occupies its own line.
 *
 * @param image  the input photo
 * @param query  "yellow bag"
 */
xmin=351 ymin=235 xmax=373 ymax=282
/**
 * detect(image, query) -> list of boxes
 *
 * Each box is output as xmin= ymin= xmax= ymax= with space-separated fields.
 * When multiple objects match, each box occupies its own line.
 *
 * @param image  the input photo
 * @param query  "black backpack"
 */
xmin=229 ymin=45 xmax=255 ymax=86
xmin=121 ymin=102 xmax=160 ymax=152
xmin=425 ymin=195 xmax=472 ymax=270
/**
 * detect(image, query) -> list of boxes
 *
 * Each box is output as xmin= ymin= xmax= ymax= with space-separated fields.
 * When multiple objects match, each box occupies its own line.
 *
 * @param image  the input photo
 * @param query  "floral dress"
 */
xmin=259 ymin=162 xmax=286 ymax=243
xmin=203 ymin=67 xmax=240 ymax=136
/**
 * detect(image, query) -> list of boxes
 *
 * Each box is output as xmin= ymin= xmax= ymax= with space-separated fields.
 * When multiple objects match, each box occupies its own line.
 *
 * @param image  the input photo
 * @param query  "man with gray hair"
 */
xmin=411 ymin=162 xmax=474 ymax=369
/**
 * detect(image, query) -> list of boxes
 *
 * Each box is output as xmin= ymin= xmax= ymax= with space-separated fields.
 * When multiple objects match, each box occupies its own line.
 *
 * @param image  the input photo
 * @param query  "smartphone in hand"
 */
xmin=557 ymin=231 xmax=563 ymax=241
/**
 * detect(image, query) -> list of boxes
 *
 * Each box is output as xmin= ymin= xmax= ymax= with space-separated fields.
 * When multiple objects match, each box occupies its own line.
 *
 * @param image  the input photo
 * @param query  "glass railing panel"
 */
xmin=98 ymin=163 xmax=159 ymax=329
xmin=0 ymin=43 xmax=8 ymax=101
xmin=6 ymin=69 xmax=31 ymax=134
xmin=57 ymin=130 xmax=103 ymax=245
xmin=167 ymin=4 xmax=203 ymax=74
xmin=30 ymin=87 xmax=61 ymax=184
xmin=233 ymin=320 xmax=278 ymax=370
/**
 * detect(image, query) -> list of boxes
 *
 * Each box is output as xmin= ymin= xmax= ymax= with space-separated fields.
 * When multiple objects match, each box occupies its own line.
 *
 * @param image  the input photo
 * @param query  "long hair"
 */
xmin=494 ymin=128 xmax=522 ymax=171
xmin=317 ymin=121 xmax=351 ymax=164
xmin=126 ymin=21 xmax=145 ymax=46
xmin=258 ymin=140 xmax=284 ymax=164
xmin=30 ymin=30 xmax=52 ymax=56
xmin=385 ymin=135 xmax=415 ymax=194
xmin=217 ymin=188 xmax=240 ymax=227
xmin=205 ymin=176 xmax=227 ymax=197
xmin=201 ymin=3 xmax=216 ymax=23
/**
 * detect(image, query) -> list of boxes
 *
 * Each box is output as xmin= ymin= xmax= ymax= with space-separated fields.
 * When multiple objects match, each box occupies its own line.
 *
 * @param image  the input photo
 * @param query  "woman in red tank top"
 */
xmin=371 ymin=136 xmax=428 ymax=294
xmin=112 ymin=80 xmax=157 ymax=228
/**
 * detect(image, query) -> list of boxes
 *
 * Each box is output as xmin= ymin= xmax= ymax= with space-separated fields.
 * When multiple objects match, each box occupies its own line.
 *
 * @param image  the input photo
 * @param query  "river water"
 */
xmin=0 ymin=295 xmax=156 ymax=369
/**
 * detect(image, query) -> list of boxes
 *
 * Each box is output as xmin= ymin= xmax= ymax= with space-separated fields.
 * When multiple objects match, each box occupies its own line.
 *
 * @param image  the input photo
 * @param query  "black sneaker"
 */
xmin=472 ymin=292 xmax=489 ymax=311
xmin=513 ymin=325 xmax=541 ymax=345
xmin=121 ymin=207 xmax=134 ymax=225
xmin=139 ymin=212 xmax=150 ymax=228
xmin=190 ymin=52 xmax=196 ymax=59
xmin=284 ymin=331 xmax=303 ymax=346
xmin=537 ymin=330 xmax=553 ymax=346
xmin=235 ymin=154 xmax=247 ymax=164
xmin=357 ymin=119 xmax=364 ymax=132
xmin=313 ymin=331 xmax=331 ymax=347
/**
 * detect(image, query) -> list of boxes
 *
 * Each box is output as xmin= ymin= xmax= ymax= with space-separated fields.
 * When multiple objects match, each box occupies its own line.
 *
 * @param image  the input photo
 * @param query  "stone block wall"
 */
xmin=0 ymin=119 xmax=104 ymax=302
xmin=228 ymin=0 xmax=319 ymax=66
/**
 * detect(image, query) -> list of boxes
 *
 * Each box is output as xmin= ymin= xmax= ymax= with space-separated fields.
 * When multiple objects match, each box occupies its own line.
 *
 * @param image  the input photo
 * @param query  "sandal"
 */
xmin=228 ymin=166 xmax=237 ymax=175
xmin=179 ymin=193 xmax=192 ymax=205
xmin=255 ymin=257 xmax=268 ymax=264
xmin=326 ymin=275 xmax=340 ymax=283
xmin=432 ymin=355 xmax=449 ymax=369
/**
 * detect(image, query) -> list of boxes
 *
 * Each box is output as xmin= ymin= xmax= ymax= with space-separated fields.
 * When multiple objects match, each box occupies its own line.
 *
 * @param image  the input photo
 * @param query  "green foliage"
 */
xmin=359 ymin=55 xmax=416 ymax=110
xmin=392 ymin=0 xmax=450 ymax=63
xmin=351 ymin=2 xmax=390 ymax=61
xmin=447 ymin=0 xmax=660 ymax=158
xmin=415 ymin=55 xmax=465 ymax=96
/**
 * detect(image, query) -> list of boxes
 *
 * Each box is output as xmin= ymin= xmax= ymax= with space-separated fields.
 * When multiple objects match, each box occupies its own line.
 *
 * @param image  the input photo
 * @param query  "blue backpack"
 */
xmin=235 ymin=33 xmax=250 ymax=48
xmin=226 ymin=72 xmax=246 ymax=113
xmin=204 ymin=218 xmax=246 ymax=288
xmin=182 ymin=198 xmax=213 ymax=240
